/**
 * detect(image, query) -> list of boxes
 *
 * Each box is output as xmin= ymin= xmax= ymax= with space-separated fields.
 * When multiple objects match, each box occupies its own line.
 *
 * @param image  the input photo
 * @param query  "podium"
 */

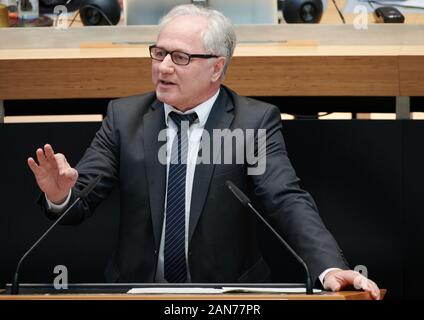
xmin=0 ymin=291 xmax=384 ymax=300
xmin=0 ymin=284 xmax=386 ymax=300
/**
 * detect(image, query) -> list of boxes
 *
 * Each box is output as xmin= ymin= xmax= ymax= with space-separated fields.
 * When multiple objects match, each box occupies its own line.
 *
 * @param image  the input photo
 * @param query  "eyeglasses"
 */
xmin=149 ymin=45 xmax=219 ymax=66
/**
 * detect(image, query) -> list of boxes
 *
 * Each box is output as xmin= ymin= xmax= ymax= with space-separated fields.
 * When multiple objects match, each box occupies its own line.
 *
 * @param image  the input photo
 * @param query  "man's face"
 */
xmin=152 ymin=16 xmax=224 ymax=111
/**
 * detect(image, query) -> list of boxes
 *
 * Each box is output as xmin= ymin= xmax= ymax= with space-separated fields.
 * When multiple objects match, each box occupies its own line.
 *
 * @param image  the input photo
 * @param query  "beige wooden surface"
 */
xmin=1 ymin=3 xmax=424 ymax=99
xmin=1 ymin=41 xmax=418 ymax=98
xmin=0 ymin=289 xmax=386 ymax=300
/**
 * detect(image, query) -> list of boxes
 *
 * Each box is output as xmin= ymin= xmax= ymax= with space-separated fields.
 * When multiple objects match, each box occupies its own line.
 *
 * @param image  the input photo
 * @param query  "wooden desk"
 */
xmin=1 ymin=25 xmax=423 ymax=98
xmin=1 ymin=2 xmax=424 ymax=121
xmin=0 ymin=290 xmax=386 ymax=300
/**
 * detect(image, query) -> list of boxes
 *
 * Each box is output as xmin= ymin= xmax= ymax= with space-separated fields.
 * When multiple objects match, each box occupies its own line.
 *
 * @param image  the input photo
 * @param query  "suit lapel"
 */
xmin=189 ymin=88 xmax=235 ymax=242
xmin=143 ymin=99 xmax=167 ymax=250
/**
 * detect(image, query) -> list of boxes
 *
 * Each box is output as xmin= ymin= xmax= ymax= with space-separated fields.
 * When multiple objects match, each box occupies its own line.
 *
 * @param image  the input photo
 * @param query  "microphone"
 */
xmin=11 ymin=175 xmax=102 ymax=295
xmin=79 ymin=0 xmax=121 ymax=26
xmin=225 ymin=180 xmax=314 ymax=295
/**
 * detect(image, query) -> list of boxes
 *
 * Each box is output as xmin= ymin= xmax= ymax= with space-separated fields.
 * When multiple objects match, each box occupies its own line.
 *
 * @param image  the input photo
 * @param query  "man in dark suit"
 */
xmin=28 ymin=4 xmax=380 ymax=298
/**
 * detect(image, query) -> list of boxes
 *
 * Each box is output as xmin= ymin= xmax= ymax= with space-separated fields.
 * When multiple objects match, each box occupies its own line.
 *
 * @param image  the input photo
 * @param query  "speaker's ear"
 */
xmin=80 ymin=0 xmax=121 ymax=26
xmin=283 ymin=0 xmax=323 ymax=23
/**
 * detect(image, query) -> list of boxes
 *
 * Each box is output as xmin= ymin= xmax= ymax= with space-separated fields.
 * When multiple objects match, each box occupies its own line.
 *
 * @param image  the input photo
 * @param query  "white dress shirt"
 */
xmin=155 ymin=89 xmax=220 ymax=282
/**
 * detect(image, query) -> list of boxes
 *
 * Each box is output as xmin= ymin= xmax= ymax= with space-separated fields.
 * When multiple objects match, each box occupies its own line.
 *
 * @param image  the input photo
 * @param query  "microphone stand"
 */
xmin=226 ymin=180 xmax=314 ymax=295
xmin=246 ymin=202 xmax=313 ymax=295
xmin=11 ymin=196 xmax=82 ymax=295
xmin=11 ymin=174 xmax=102 ymax=295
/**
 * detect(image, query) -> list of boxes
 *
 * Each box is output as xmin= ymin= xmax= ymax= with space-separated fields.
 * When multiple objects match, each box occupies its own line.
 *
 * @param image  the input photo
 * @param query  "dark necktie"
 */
xmin=164 ymin=111 xmax=198 ymax=283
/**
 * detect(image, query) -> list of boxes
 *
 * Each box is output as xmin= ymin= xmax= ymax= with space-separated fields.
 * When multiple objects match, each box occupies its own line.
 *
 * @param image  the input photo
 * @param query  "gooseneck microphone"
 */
xmin=11 ymin=175 xmax=102 ymax=295
xmin=225 ymin=180 xmax=314 ymax=295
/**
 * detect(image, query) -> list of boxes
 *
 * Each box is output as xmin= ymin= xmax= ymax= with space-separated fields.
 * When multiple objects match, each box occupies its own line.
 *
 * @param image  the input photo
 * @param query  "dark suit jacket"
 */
xmin=49 ymin=85 xmax=348 ymax=283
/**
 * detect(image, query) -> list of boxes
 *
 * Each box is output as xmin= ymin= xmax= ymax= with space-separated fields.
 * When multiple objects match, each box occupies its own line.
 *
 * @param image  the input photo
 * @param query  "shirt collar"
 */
xmin=163 ymin=89 xmax=220 ymax=127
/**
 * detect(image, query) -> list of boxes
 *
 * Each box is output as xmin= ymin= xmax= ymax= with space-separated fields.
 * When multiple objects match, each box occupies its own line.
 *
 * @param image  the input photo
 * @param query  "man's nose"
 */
xmin=158 ymin=54 xmax=175 ymax=74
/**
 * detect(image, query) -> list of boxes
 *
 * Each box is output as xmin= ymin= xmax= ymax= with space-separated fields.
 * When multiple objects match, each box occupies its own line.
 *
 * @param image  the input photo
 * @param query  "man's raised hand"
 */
xmin=27 ymin=144 xmax=78 ymax=204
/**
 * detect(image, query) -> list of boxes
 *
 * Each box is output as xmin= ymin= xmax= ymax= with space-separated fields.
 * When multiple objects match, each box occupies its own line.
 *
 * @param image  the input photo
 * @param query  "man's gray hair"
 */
xmin=158 ymin=4 xmax=237 ymax=78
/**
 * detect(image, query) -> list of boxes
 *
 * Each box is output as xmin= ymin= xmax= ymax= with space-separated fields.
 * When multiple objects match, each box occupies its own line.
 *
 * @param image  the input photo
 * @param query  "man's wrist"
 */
xmin=320 ymin=268 xmax=342 ymax=286
xmin=45 ymin=190 xmax=72 ymax=213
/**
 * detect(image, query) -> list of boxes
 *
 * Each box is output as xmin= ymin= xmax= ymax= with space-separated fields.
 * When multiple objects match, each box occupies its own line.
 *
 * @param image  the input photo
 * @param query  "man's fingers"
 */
xmin=323 ymin=276 xmax=341 ymax=292
xmin=62 ymin=167 xmax=78 ymax=180
xmin=367 ymin=279 xmax=380 ymax=300
xmin=55 ymin=153 xmax=70 ymax=174
xmin=354 ymin=274 xmax=381 ymax=300
xmin=353 ymin=273 xmax=366 ymax=289
xmin=324 ymin=270 xmax=381 ymax=300
xmin=44 ymin=144 xmax=55 ymax=160
xmin=27 ymin=157 xmax=40 ymax=175
xmin=36 ymin=148 xmax=47 ymax=166
xmin=57 ymin=164 xmax=78 ymax=184
xmin=44 ymin=144 xmax=59 ymax=169
xmin=51 ymin=152 xmax=77 ymax=184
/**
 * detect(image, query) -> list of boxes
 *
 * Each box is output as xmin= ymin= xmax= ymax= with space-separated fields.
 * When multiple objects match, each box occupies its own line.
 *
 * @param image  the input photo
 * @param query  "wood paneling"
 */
xmin=399 ymin=55 xmax=424 ymax=96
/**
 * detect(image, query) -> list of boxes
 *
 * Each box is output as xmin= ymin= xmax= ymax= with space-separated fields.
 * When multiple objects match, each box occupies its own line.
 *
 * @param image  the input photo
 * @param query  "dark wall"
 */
xmin=282 ymin=121 xmax=403 ymax=299
xmin=403 ymin=123 xmax=424 ymax=299
xmin=5 ymin=97 xmax=424 ymax=117
xmin=0 ymin=120 xmax=421 ymax=299
xmin=0 ymin=123 xmax=119 ymax=286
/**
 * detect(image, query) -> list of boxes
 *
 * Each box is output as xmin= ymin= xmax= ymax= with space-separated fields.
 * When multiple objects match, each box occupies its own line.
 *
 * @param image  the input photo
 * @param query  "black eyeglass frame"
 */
xmin=149 ymin=45 xmax=220 ymax=66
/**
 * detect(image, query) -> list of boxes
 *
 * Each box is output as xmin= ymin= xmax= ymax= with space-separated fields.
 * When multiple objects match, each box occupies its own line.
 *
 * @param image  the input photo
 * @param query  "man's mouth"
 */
xmin=159 ymin=80 xmax=176 ymax=86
